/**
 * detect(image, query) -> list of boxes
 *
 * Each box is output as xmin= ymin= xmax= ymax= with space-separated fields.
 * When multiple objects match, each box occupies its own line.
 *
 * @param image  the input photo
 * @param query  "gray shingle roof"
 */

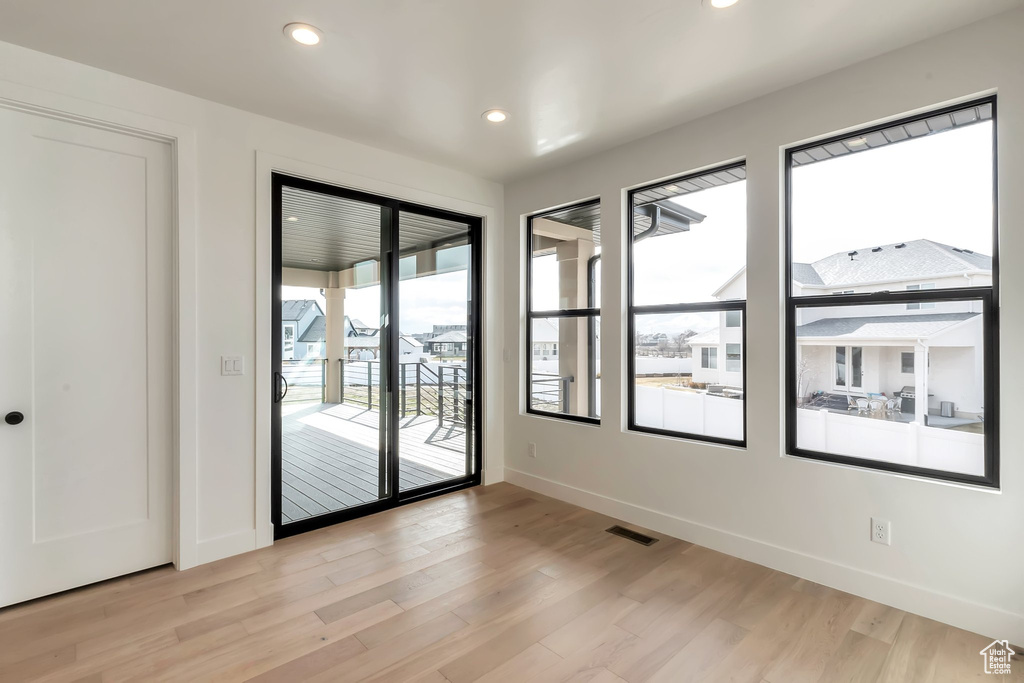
xmin=802 ymin=239 xmax=990 ymax=288
xmin=795 ymin=312 xmax=979 ymax=340
xmin=282 ymin=299 xmax=321 ymax=321
xmin=298 ymin=315 xmax=326 ymax=343
xmin=427 ymin=331 xmax=468 ymax=343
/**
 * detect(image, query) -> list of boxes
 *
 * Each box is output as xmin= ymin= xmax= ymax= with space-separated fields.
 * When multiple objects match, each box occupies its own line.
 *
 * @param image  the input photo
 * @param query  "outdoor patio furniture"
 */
xmin=886 ymin=397 xmax=902 ymax=414
xmin=855 ymin=398 xmax=869 ymax=414
xmin=868 ymin=398 xmax=885 ymax=413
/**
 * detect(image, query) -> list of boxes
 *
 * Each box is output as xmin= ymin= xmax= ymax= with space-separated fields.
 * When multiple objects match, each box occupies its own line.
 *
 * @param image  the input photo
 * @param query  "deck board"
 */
xmin=281 ymin=402 xmax=468 ymax=524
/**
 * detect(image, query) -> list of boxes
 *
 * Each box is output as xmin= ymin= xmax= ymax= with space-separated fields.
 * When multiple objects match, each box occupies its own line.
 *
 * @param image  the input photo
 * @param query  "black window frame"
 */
xmin=626 ymin=161 xmax=748 ymax=448
xmin=525 ymin=199 xmax=601 ymax=425
xmin=784 ymin=96 xmax=999 ymax=488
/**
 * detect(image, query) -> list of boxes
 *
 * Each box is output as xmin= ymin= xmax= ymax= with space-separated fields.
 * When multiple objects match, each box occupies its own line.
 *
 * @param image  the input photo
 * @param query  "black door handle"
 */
xmin=274 ymin=373 xmax=289 ymax=403
xmin=5 ymin=411 xmax=24 ymax=425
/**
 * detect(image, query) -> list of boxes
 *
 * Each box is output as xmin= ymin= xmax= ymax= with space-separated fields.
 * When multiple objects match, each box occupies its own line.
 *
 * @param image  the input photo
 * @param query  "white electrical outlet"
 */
xmin=527 ymin=442 xmax=537 ymax=458
xmin=871 ymin=517 xmax=891 ymax=545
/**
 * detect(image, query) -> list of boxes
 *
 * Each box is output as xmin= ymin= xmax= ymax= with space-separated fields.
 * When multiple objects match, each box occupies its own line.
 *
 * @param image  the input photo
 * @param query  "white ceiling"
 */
xmin=0 ymin=0 xmax=1018 ymax=182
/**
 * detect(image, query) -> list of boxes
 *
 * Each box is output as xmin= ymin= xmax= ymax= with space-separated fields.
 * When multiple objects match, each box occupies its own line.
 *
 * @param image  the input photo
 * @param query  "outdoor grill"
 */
xmin=900 ymin=385 xmax=916 ymax=414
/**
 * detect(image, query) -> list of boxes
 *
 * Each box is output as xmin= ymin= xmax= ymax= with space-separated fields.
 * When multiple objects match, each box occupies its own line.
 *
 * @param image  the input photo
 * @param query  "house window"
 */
xmin=834 ymin=346 xmax=862 ymax=390
xmin=726 ymin=344 xmax=742 ymax=373
xmin=526 ymin=200 xmax=601 ymax=422
xmin=786 ymin=97 xmax=997 ymax=486
xmin=628 ymin=162 xmax=746 ymax=446
xmin=906 ymin=283 xmax=936 ymax=309
xmin=283 ymin=323 xmax=296 ymax=360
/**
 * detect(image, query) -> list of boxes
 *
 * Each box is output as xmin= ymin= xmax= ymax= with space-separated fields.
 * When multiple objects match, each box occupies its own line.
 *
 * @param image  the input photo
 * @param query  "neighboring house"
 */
xmin=283 ymin=300 xmax=422 ymax=361
xmin=282 ymin=300 xmax=324 ymax=360
xmin=425 ymin=330 xmax=468 ymax=356
xmin=532 ymin=318 xmax=559 ymax=360
xmin=697 ymin=240 xmax=989 ymax=421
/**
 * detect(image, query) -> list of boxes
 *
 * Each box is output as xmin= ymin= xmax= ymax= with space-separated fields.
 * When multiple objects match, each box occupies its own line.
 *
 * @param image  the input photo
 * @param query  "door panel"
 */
xmin=0 ymin=108 xmax=173 ymax=606
xmin=397 ymin=211 xmax=475 ymax=491
xmin=273 ymin=182 xmax=389 ymax=529
xmin=272 ymin=174 xmax=481 ymax=539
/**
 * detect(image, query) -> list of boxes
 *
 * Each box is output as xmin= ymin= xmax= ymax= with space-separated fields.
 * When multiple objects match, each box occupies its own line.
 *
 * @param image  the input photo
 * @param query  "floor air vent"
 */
xmin=606 ymin=525 xmax=658 ymax=546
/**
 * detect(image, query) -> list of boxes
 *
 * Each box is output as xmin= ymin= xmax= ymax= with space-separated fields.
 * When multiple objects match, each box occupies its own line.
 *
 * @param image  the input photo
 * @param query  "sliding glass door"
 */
xmin=272 ymin=174 xmax=481 ymax=538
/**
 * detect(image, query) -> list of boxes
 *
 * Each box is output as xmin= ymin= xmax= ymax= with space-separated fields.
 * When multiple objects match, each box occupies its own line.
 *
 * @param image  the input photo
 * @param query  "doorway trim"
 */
xmin=255 ymin=152 xmax=495 ymax=549
xmin=0 ymin=84 xmax=201 ymax=570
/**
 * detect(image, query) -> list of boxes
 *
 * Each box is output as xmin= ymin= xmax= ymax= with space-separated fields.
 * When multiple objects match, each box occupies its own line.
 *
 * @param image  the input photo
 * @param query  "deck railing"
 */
xmin=530 ymin=373 xmax=572 ymax=414
xmin=337 ymin=359 xmax=468 ymax=426
xmin=280 ymin=359 xmax=327 ymax=403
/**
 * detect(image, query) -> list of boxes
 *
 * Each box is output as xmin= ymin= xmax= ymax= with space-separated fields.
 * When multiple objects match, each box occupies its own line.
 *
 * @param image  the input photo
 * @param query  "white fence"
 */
xmin=634 ymin=386 xmax=743 ymax=441
xmin=796 ymin=408 xmax=984 ymax=476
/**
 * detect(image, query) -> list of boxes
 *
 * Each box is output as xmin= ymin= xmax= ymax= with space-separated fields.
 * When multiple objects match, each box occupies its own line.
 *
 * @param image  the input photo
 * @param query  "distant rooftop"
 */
xmin=282 ymin=299 xmax=322 ymax=321
xmin=794 ymin=239 xmax=991 ymax=288
xmin=796 ymin=312 xmax=979 ymax=341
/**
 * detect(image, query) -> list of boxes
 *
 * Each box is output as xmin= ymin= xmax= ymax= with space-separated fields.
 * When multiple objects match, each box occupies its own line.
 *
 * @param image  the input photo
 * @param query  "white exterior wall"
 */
xmin=504 ymin=10 xmax=1024 ymax=643
xmin=0 ymin=40 xmax=504 ymax=566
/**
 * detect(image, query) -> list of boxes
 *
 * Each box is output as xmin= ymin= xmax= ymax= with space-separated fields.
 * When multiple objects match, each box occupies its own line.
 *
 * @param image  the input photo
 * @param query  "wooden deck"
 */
xmin=281 ymin=402 xmax=468 ymax=523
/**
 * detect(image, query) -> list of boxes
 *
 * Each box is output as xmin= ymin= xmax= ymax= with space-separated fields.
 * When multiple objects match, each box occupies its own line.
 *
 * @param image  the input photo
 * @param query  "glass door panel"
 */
xmin=396 ymin=210 xmax=475 ymax=492
xmin=274 ymin=180 xmax=390 ymax=529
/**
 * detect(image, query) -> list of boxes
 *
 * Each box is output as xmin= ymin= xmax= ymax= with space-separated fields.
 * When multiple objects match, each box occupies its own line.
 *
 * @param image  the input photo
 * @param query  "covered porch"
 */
xmin=280 ymin=401 xmax=468 ymax=523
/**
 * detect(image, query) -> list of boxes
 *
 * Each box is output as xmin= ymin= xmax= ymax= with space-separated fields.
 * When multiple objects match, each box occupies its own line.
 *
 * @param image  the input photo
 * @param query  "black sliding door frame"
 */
xmin=271 ymin=172 xmax=483 ymax=540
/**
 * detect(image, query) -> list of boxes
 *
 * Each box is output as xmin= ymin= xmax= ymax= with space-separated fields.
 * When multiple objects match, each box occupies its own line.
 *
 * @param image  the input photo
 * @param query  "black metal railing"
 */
xmin=336 ymin=359 xmax=468 ymax=424
xmin=280 ymin=359 xmax=328 ymax=404
xmin=530 ymin=373 xmax=572 ymax=414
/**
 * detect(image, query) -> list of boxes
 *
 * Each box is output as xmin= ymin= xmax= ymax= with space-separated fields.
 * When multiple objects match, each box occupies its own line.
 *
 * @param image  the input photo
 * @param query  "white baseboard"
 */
xmin=195 ymin=529 xmax=257 ymax=566
xmin=505 ymin=467 xmax=1024 ymax=644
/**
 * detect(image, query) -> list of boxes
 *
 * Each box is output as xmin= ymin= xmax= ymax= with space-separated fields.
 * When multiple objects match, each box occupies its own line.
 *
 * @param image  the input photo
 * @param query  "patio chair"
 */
xmin=855 ymin=398 xmax=869 ymax=414
xmin=868 ymin=398 xmax=885 ymax=413
xmin=886 ymin=396 xmax=902 ymax=414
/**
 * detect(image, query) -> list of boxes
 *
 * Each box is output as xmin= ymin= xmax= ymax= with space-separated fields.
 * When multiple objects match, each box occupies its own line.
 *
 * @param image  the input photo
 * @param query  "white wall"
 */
xmin=0 ymin=40 xmax=504 ymax=565
xmin=503 ymin=9 xmax=1024 ymax=642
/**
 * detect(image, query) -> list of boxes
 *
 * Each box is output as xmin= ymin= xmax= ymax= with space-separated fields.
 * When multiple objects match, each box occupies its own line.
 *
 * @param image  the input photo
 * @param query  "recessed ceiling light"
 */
xmin=284 ymin=23 xmax=322 ymax=46
xmin=482 ymin=109 xmax=509 ymax=123
xmin=707 ymin=0 xmax=739 ymax=7
xmin=847 ymin=137 xmax=868 ymax=147
xmin=286 ymin=216 xmax=299 ymax=222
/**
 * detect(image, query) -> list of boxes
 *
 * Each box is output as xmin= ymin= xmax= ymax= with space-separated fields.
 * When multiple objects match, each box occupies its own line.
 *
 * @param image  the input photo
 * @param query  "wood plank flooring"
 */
xmin=0 ymin=483 xmax=1019 ymax=682
xmin=282 ymin=402 xmax=468 ymax=522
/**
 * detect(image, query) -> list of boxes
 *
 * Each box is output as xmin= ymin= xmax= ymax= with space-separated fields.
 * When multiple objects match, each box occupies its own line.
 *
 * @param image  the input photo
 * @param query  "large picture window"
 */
xmin=526 ymin=200 xmax=601 ymax=423
xmin=786 ymin=97 xmax=998 ymax=486
xmin=627 ymin=163 xmax=746 ymax=445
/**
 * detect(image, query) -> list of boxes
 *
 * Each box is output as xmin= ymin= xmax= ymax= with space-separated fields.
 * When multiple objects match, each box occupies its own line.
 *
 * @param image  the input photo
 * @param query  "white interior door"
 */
xmin=0 ymin=105 xmax=174 ymax=607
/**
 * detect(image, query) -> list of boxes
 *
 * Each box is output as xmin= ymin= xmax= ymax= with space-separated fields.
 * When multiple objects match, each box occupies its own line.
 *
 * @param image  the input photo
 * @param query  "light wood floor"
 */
xmin=0 ymin=483 xmax=1019 ymax=682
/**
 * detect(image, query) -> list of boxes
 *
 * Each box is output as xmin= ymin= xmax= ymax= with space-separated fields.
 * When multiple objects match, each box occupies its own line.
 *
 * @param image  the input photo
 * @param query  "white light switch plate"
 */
xmin=221 ymin=355 xmax=244 ymax=376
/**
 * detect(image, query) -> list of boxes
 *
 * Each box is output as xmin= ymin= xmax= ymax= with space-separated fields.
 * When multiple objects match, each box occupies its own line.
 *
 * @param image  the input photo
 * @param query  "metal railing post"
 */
xmin=367 ymin=360 xmax=373 ymax=409
xmin=561 ymin=376 xmax=571 ymax=414
xmin=321 ymin=358 xmax=327 ymax=403
xmin=400 ymin=364 xmax=407 ymax=419
xmin=416 ymin=363 xmax=422 ymax=415
xmin=339 ymin=359 xmax=345 ymax=404
xmin=453 ymin=367 xmax=461 ymax=423
xmin=437 ymin=366 xmax=444 ymax=427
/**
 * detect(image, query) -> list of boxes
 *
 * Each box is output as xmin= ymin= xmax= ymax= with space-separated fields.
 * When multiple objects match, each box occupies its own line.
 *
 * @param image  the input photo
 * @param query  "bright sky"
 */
xmin=283 ymin=268 xmax=468 ymax=336
xmin=285 ymin=121 xmax=993 ymax=341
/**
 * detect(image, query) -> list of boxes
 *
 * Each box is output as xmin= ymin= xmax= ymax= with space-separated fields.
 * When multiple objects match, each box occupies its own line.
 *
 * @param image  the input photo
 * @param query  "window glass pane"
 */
xmin=725 ymin=310 xmax=741 ymax=327
xmin=633 ymin=311 xmax=743 ymax=441
xmin=530 ymin=202 xmax=600 ymax=311
xmin=530 ymin=316 xmax=600 ymax=419
xmin=632 ymin=168 xmax=746 ymax=306
xmin=794 ymin=299 xmax=986 ymax=476
xmin=790 ymin=103 xmax=993 ymax=298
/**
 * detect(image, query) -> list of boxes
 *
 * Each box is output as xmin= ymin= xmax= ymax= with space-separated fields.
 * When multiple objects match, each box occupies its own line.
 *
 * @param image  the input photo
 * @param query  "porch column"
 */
xmin=325 ymin=268 xmax=357 ymax=403
xmin=556 ymin=237 xmax=595 ymax=415
xmin=914 ymin=342 xmax=928 ymax=424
